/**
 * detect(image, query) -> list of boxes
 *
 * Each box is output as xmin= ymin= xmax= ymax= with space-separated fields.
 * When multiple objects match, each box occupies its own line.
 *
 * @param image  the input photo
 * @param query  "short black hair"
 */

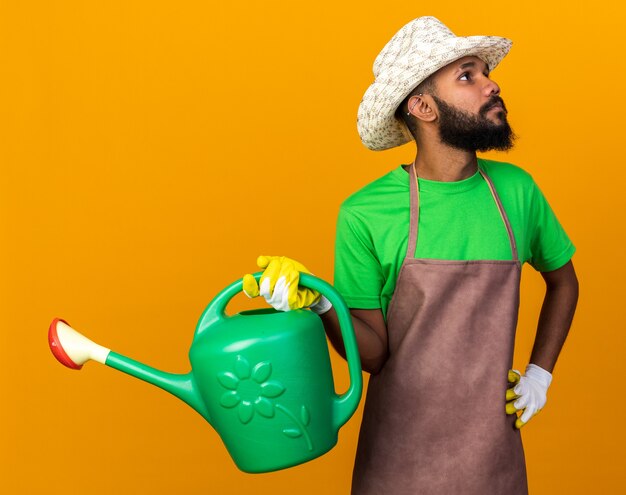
xmin=394 ymin=75 xmax=437 ymax=140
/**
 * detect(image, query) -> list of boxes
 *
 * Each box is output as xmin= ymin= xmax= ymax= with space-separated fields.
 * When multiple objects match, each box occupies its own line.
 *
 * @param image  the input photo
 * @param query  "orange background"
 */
xmin=1 ymin=1 xmax=624 ymax=493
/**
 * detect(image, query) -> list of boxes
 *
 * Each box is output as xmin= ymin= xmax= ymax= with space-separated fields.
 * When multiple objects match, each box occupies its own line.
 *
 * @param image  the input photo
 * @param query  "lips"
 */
xmin=482 ymin=96 xmax=506 ymax=114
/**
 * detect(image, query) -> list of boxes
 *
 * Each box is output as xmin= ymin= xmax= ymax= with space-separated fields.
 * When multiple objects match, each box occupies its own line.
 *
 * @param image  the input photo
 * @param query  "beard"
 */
xmin=432 ymin=95 xmax=515 ymax=152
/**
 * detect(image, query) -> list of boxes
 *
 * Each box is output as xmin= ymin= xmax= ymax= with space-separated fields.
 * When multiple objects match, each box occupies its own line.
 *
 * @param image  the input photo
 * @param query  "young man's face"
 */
xmin=429 ymin=55 xmax=514 ymax=152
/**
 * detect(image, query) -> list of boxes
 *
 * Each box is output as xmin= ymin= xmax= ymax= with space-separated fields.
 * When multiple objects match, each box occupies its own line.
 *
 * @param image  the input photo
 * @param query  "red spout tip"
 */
xmin=49 ymin=318 xmax=83 ymax=370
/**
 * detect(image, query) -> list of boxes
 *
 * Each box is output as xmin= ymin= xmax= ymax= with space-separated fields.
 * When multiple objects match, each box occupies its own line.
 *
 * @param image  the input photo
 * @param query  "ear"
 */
xmin=407 ymin=94 xmax=436 ymax=123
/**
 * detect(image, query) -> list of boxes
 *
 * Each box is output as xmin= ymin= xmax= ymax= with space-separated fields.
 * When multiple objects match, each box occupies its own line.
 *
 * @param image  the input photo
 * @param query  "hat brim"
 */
xmin=358 ymin=35 xmax=512 ymax=151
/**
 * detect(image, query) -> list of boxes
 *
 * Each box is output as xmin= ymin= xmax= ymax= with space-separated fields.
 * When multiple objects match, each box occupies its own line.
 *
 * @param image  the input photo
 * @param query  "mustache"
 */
xmin=480 ymin=96 xmax=507 ymax=114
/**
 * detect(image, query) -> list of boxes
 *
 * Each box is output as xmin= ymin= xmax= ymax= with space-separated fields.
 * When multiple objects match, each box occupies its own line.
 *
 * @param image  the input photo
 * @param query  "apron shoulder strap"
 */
xmin=479 ymin=167 xmax=519 ymax=262
xmin=407 ymin=163 xmax=420 ymax=259
xmin=407 ymin=162 xmax=519 ymax=262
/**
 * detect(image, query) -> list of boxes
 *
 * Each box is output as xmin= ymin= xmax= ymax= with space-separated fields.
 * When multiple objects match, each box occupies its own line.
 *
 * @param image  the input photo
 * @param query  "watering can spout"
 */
xmin=48 ymin=319 xmax=210 ymax=423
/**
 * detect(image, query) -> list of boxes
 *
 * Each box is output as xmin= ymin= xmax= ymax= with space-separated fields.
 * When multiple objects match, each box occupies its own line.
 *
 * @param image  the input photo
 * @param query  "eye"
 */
xmin=459 ymin=72 xmax=471 ymax=81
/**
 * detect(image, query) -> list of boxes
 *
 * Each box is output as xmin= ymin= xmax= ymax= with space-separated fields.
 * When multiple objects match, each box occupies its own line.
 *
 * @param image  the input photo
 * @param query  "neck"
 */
xmin=411 ymin=138 xmax=478 ymax=182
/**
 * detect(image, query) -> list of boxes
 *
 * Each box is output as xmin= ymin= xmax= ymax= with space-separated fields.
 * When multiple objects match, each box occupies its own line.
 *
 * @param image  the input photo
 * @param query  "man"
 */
xmin=243 ymin=16 xmax=578 ymax=494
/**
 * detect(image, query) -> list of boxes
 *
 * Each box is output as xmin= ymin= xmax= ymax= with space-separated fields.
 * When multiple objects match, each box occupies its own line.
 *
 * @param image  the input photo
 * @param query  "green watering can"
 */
xmin=48 ymin=272 xmax=362 ymax=473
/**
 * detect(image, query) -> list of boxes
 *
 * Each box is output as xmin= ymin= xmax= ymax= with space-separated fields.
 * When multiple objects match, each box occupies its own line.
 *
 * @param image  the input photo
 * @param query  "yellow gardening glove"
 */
xmin=505 ymin=364 xmax=552 ymax=429
xmin=242 ymin=255 xmax=330 ymax=313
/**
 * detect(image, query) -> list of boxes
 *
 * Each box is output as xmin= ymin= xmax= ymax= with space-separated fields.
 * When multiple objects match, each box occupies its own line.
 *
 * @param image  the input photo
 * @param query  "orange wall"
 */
xmin=1 ymin=2 xmax=623 ymax=493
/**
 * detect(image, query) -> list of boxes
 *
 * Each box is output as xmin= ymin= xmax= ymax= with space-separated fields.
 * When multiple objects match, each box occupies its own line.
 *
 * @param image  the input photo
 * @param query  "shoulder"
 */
xmin=479 ymin=158 xmax=534 ymax=184
xmin=340 ymin=166 xmax=407 ymax=214
xmin=479 ymin=158 xmax=538 ymax=197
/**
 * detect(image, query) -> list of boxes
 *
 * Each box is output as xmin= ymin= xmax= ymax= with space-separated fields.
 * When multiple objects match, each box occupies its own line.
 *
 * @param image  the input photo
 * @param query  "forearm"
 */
xmin=530 ymin=262 xmax=579 ymax=373
xmin=319 ymin=307 xmax=388 ymax=374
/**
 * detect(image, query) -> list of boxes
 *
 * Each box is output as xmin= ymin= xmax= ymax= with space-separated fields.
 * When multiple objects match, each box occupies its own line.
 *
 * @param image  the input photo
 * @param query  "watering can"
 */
xmin=48 ymin=272 xmax=362 ymax=473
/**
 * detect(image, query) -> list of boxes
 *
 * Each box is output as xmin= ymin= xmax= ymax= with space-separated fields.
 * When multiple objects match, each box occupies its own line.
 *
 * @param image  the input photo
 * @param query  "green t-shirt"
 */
xmin=333 ymin=158 xmax=576 ymax=321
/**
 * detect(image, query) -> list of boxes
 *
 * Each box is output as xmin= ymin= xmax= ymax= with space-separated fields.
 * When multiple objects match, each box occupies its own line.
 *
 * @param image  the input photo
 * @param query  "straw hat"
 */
xmin=357 ymin=16 xmax=512 ymax=151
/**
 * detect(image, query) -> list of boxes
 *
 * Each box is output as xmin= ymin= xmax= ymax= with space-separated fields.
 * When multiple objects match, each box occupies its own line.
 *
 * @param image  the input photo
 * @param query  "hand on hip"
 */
xmin=506 ymin=363 xmax=552 ymax=429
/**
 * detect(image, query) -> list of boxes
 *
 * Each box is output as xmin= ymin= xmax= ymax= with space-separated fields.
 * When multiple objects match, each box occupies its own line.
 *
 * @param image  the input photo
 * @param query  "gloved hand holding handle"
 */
xmin=243 ymin=255 xmax=389 ymax=375
xmin=243 ymin=255 xmax=332 ymax=315
xmin=506 ymin=363 xmax=553 ymax=429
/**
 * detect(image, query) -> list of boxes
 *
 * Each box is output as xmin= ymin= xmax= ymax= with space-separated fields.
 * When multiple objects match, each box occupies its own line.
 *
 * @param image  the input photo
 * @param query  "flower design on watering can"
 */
xmin=217 ymin=355 xmax=313 ymax=450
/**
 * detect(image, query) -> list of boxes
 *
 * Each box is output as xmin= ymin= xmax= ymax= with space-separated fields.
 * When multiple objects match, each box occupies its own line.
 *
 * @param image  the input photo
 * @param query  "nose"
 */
xmin=484 ymin=77 xmax=501 ymax=97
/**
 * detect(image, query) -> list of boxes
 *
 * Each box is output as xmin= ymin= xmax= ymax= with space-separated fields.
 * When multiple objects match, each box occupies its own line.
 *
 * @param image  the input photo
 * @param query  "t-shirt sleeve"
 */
xmin=528 ymin=180 xmax=576 ymax=272
xmin=333 ymin=205 xmax=384 ymax=308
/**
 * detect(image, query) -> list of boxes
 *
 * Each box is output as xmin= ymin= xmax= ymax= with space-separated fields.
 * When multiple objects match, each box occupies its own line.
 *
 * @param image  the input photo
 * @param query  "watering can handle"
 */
xmin=195 ymin=272 xmax=363 ymax=431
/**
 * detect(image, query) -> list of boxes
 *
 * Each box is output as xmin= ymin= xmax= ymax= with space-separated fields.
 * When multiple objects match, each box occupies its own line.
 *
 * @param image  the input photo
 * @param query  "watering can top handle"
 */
xmin=211 ymin=272 xmax=324 ymax=317
xmin=196 ymin=271 xmax=363 ymax=430
xmin=203 ymin=272 xmax=349 ymax=325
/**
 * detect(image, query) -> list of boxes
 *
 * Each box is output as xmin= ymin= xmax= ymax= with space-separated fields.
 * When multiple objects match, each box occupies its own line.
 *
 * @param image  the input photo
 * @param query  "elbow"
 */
xmin=361 ymin=351 xmax=389 ymax=375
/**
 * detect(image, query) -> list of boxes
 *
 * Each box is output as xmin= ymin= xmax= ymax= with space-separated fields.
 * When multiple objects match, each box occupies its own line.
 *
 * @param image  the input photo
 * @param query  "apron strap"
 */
xmin=407 ymin=161 xmax=519 ymax=261
xmin=407 ymin=162 xmax=420 ymax=259
xmin=478 ymin=168 xmax=519 ymax=261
